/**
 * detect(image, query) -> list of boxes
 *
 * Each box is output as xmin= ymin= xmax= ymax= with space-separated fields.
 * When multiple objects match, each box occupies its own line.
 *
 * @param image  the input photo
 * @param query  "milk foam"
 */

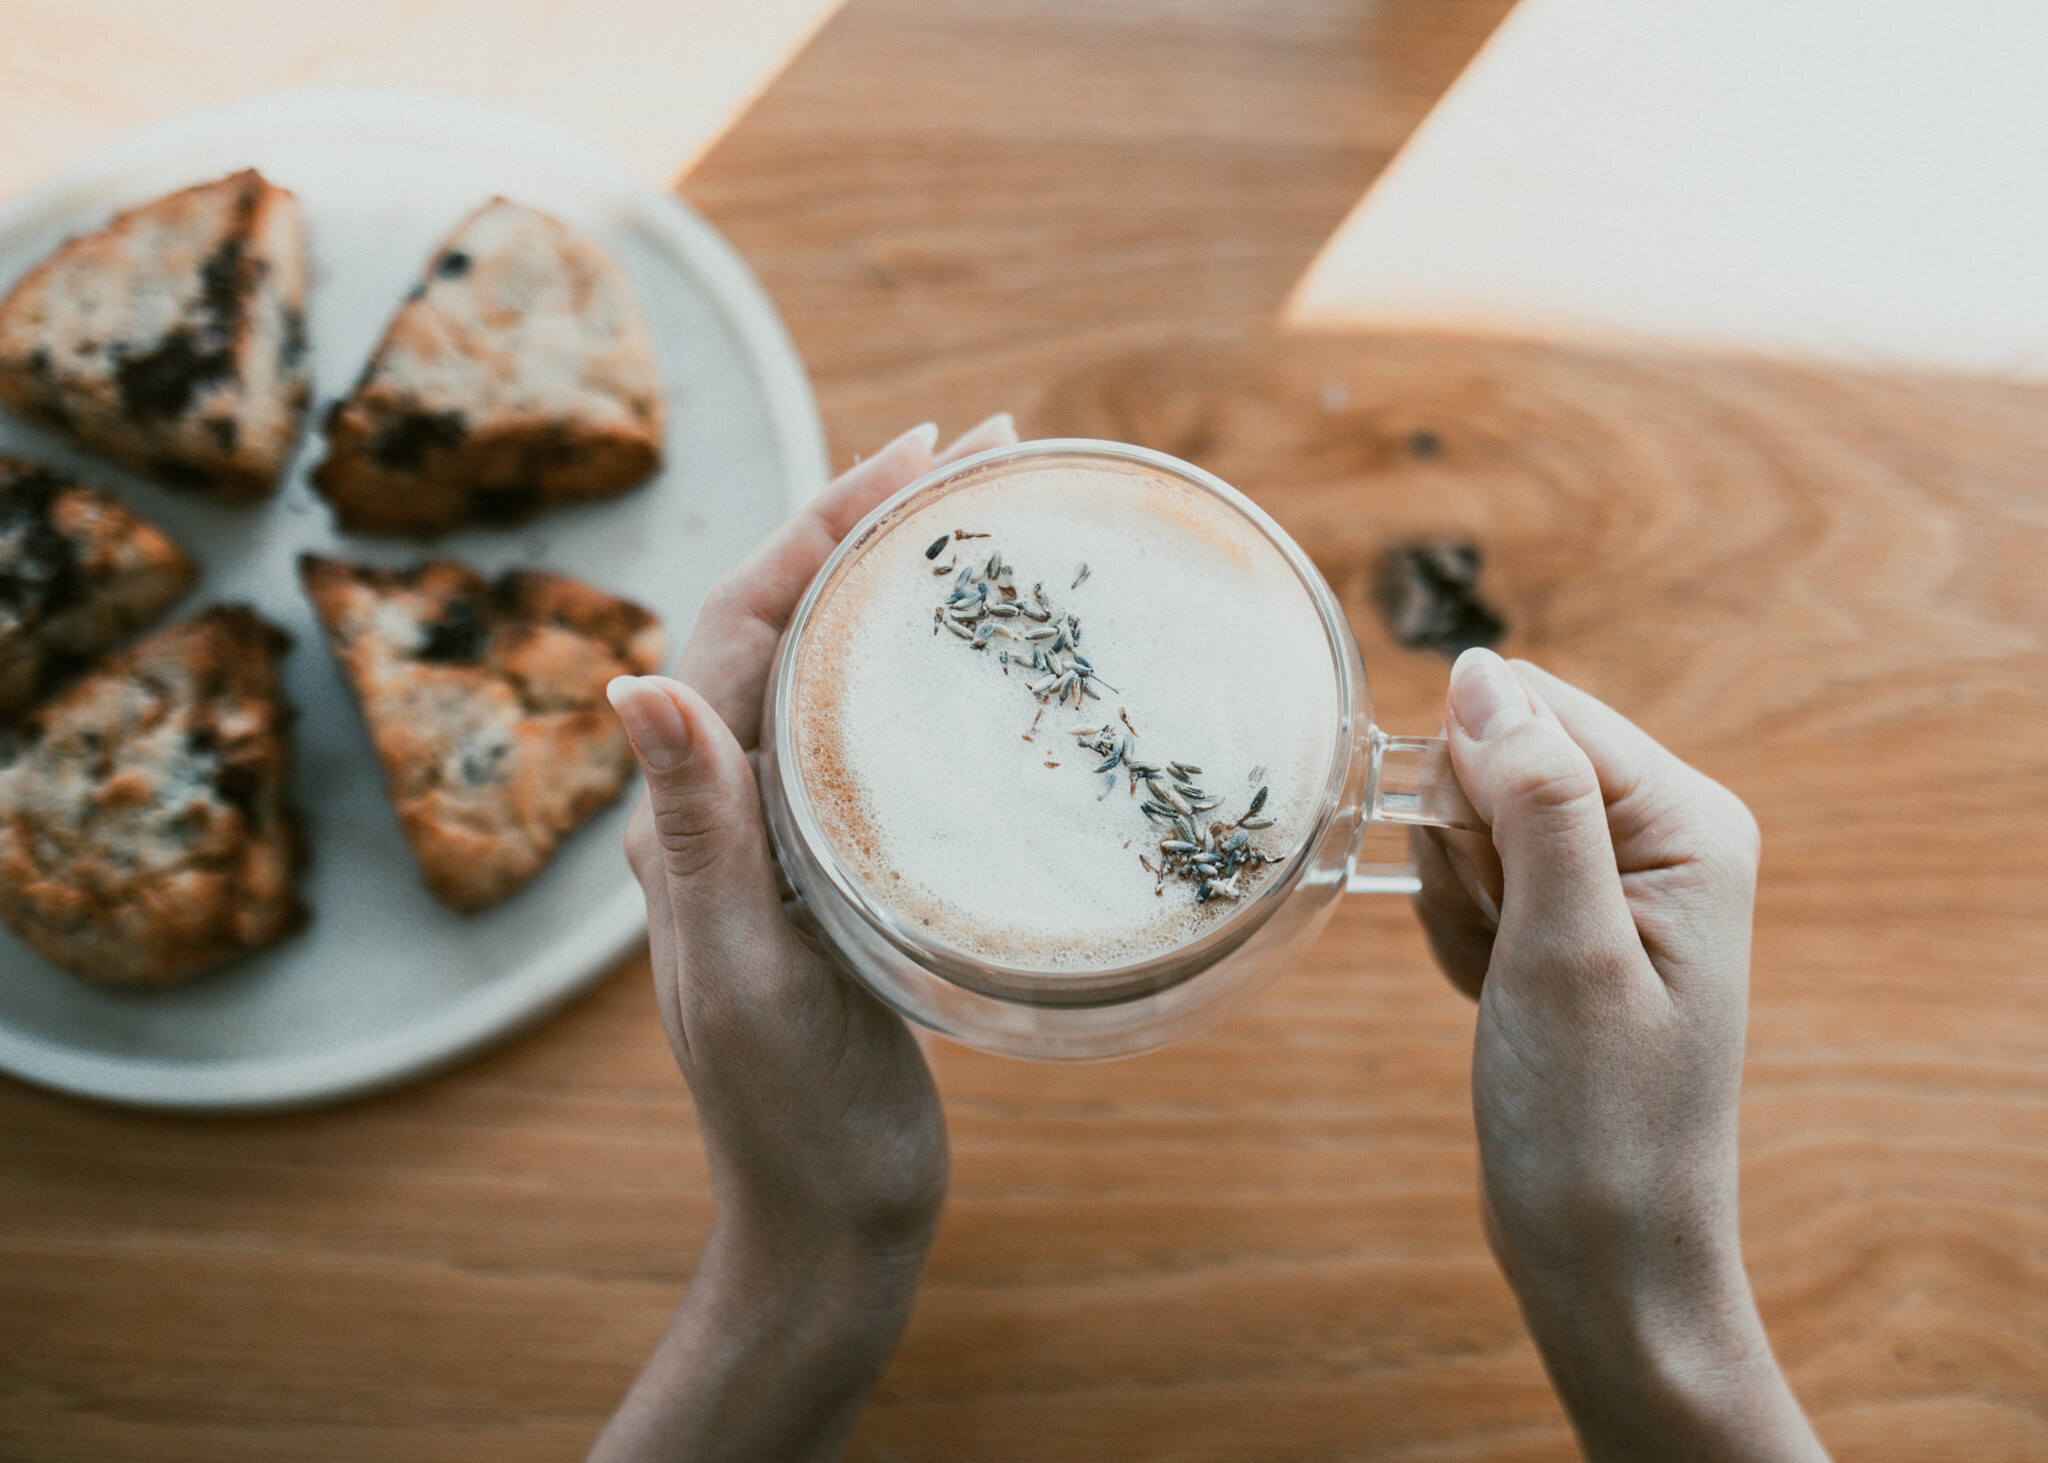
xmin=793 ymin=459 xmax=1341 ymax=972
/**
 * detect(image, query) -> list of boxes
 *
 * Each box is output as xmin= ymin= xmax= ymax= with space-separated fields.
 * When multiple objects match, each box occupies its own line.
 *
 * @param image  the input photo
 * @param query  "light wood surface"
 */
xmin=5 ymin=1 xmax=2047 ymax=1459
xmin=0 ymin=0 xmax=846 ymax=197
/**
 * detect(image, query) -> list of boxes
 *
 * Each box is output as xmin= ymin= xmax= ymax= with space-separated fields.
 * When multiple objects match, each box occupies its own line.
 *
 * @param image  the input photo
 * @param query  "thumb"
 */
xmin=1444 ymin=650 xmax=1640 ymax=981
xmin=607 ymin=674 xmax=783 ymax=916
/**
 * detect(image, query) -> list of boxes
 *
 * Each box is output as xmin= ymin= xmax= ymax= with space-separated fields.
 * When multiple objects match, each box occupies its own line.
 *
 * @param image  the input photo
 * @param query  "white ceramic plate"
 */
xmin=0 ymin=89 xmax=827 ymax=1111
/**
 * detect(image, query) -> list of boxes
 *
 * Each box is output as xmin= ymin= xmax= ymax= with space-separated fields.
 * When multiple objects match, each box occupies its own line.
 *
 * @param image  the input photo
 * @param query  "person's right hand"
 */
xmin=1413 ymin=650 xmax=1828 ymax=1462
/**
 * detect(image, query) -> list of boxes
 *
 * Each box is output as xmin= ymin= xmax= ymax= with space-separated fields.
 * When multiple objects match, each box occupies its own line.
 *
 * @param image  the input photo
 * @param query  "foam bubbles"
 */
xmin=793 ymin=459 xmax=1341 ymax=972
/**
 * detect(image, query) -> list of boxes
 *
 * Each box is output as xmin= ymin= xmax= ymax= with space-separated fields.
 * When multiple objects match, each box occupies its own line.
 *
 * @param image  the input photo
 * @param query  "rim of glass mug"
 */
xmin=762 ymin=439 xmax=1481 ymax=1059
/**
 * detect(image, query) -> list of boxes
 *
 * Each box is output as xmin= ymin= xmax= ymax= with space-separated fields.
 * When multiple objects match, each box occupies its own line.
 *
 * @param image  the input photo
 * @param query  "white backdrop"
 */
xmin=1288 ymin=0 xmax=2048 ymax=380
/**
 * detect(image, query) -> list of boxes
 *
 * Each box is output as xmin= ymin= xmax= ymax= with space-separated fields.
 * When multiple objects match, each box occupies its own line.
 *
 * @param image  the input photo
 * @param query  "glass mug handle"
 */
xmin=1347 ymin=728 xmax=1487 ymax=896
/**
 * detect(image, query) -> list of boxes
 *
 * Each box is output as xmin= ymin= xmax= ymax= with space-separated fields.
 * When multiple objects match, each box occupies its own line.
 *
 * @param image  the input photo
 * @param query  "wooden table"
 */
xmin=5 ymin=2 xmax=2046 ymax=1458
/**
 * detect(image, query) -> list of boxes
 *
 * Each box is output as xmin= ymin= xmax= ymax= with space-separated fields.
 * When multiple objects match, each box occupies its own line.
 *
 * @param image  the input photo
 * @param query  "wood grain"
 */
xmin=5 ymin=0 xmax=2047 ymax=1459
xmin=1018 ymin=335 xmax=2048 ymax=1461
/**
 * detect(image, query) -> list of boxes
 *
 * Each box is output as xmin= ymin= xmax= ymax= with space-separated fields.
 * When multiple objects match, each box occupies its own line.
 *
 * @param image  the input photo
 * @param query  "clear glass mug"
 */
xmin=761 ymin=440 xmax=1483 ymax=1061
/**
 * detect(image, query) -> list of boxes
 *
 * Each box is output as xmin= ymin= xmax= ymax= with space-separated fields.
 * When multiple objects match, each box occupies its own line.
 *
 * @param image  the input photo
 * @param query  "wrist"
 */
xmin=686 ymin=1214 xmax=928 ymax=1419
xmin=589 ymin=1219 xmax=931 ymax=1463
xmin=700 ymin=1205 xmax=931 ymax=1341
xmin=1513 ymin=1257 xmax=1823 ymax=1462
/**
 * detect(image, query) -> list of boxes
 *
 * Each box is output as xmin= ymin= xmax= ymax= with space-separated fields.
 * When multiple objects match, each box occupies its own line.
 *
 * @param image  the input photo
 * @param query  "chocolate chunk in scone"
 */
xmin=0 ymin=457 xmax=197 ymax=718
xmin=310 ymin=199 xmax=664 ymax=536
xmin=299 ymin=556 xmax=663 ymax=911
xmin=0 ymin=607 xmax=306 ymax=984
xmin=0 ymin=171 xmax=311 ymax=502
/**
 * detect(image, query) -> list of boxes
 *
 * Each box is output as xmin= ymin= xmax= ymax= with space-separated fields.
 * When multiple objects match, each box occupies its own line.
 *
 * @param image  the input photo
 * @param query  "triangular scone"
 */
xmin=0 ymin=171 xmax=310 ymax=502
xmin=311 ymin=200 xmax=664 ymax=536
xmin=0 ymin=458 xmax=197 ymax=717
xmin=0 ymin=607 xmax=306 ymax=984
xmin=299 ymin=556 xmax=663 ymax=910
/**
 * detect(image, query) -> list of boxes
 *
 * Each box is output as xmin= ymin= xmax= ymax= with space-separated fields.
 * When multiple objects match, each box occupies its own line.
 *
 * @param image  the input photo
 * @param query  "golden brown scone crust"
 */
xmin=311 ymin=199 xmax=663 ymax=536
xmin=0 ymin=606 xmax=306 ymax=984
xmin=299 ymin=555 xmax=663 ymax=911
xmin=0 ymin=457 xmax=197 ymax=717
xmin=0 ymin=171 xmax=311 ymax=502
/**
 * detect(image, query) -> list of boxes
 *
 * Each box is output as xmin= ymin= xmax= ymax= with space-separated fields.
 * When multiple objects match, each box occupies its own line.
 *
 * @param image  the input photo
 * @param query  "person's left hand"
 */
xmin=591 ymin=415 xmax=1016 ymax=1463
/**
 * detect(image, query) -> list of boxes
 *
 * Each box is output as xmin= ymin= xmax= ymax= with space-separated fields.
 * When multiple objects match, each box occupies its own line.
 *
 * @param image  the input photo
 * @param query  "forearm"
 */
xmin=1515 ymin=1258 xmax=1828 ymax=1463
xmin=589 ymin=1222 xmax=928 ymax=1463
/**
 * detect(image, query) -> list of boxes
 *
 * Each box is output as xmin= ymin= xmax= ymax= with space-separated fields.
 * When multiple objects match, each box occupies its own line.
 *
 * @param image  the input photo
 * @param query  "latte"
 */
xmin=791 ymin=453 xmax=1340 ymax=973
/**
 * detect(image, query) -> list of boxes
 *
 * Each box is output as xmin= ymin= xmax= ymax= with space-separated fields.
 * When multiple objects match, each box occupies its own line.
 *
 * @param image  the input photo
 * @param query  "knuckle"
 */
xmin=688 ymin=578 xmax=752 ymax=651
xmin=699 ymin=572 xmax=772 ymax=637
xmin=650 ymin=796 xmax=729 ymax=880
xmin=1497 ymin=739 xmax=1602 ymax=819
xmin=1692 ymin=778 xmax=1762 ymax=880
xmin=1722 ymin=794 xmax=1762 ymax=865
xmin=697 ymin=575 xmax=742 ymax=622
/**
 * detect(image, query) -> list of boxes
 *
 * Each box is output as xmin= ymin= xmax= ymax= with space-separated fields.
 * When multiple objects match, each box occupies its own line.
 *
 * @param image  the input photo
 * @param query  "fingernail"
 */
xmin=982 ymin=411 xmax=1017 ymax=442
xmin=904 ymin=422 xmax=939 ymax=453
xmin=1449 ymin=648 xmax=1532 ymax=741
xmin=607 ymin=676 xmax=692 ymax=773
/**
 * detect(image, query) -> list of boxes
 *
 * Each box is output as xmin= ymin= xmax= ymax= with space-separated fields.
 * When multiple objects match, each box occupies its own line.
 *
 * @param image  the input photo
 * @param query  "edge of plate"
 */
xmin=0 ymin=87 xmax=828 ymax=1112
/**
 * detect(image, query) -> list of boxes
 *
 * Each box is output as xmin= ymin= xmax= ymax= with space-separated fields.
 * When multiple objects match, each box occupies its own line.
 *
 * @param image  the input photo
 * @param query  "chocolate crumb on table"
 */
xmin=1374 ymin=541 xmax=1506 ymax=659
